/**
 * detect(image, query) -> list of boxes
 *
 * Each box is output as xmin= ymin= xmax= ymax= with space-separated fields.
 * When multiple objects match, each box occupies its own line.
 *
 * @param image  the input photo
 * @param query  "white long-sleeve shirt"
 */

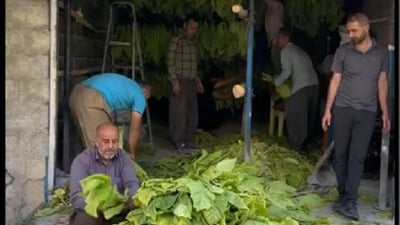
xmin=274 ymin=43 xmax=319 ymax=95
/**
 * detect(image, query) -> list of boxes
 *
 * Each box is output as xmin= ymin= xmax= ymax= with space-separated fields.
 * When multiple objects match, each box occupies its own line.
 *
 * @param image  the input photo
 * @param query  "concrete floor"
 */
xmin=34 ymin=118 xmax=395 ymax=225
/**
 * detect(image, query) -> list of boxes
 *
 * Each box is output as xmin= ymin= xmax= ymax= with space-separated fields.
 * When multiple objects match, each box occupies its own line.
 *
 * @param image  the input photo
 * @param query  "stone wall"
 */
xmin=5 ymin=0 xmax=50 ymax=224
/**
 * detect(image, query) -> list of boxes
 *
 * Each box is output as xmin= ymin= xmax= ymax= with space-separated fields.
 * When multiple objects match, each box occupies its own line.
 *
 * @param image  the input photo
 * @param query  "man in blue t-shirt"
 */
xmin=69 ymin=73 xmax=151 ymax=160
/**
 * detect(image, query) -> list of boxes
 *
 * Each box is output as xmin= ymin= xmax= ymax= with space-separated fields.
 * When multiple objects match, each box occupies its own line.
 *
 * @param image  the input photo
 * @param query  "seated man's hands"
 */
xmin=261 ymin=73 xmax=274 ymax=82
xmin=124 ymin=197 xmax=134 ymax=210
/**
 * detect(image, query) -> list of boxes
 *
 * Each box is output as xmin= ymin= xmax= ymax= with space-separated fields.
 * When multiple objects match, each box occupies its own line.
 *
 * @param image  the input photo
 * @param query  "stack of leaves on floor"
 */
xmin=108 ymin=150 xmax=332 ymax=225
xmin=141 ymin=137 xmax=315 ymax=189
xmin=34 ymin=183 xmax=72 ymax=217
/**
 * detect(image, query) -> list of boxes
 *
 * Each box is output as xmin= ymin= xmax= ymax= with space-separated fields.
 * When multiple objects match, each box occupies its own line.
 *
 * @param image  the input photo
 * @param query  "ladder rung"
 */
xmin=112 ymin=64 xmax=142 ymax=70
xmin=109 ymin=41 xmax=131 ymax=47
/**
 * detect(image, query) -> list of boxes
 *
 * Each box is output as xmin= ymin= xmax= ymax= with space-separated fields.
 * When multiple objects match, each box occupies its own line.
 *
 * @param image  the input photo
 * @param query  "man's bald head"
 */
xmin=95 ymin=122 xmax=120 ymax=160
xmin=96 ymin=122 xmax=118 ymax=138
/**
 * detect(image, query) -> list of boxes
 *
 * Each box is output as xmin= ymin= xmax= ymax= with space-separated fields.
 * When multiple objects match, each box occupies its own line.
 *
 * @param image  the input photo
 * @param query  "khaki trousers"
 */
xmin=69 ymin=84 xmax=113 ymax=148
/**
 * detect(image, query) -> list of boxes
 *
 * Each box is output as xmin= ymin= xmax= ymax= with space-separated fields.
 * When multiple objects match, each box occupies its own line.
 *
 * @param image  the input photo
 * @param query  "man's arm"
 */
xmin=274 ymin=49 xmax=292 ymax=86
xmin=120 ymin=152 xmax=140 ymax=201
xmin=167 ymin=37 xmax=179 ymax=82
xmin=324 ymin=73 xmax=342 ymax=113
xmin=70 ymin=157 xmax=88 ymax=210
xmin=128 ymin=111 xmax=142 ymax=159
xmin=378 ymin=71 xmax=390 ymax=132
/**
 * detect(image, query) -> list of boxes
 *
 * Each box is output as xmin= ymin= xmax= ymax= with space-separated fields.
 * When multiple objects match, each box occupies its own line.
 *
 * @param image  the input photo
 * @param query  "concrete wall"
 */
xmin=5 ymin=0 xmax=50 ymax=224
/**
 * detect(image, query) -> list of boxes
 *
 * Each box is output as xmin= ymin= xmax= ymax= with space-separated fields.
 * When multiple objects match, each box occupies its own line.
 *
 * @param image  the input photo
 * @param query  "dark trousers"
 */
xmin=70 ymin=210 xmax=106 ymax=225
xmin=69 ymin=209 xmax=128 ymax=225
xmin=286 ymin=85 xmax=319 ymax=149
xmin=169 ymin=79 xmax=198 ymax=146
xmin=332 ymin=106 xmax=376 ymax=203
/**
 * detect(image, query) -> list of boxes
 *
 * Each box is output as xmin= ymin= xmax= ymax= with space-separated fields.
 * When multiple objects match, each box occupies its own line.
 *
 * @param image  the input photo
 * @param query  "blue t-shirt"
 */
xmin=81 ymin=73 xmax=146 ymax=114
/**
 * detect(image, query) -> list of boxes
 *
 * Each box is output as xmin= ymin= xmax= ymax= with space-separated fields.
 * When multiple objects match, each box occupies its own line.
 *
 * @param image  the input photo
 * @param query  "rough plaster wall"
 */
xmin=363 ymin=0 xmax=395 ymax=46
xmin=5 ymin=0 xmax=50 ymax=224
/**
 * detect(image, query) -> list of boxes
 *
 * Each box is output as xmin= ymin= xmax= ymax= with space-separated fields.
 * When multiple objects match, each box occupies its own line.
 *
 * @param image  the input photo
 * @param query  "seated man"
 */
xmin=69 ymin=122 xmax=140 ymax=225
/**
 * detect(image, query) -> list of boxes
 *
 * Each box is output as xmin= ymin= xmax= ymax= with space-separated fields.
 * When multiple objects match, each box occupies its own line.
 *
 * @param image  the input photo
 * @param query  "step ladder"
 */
xmin=101 ymin=1 xmax=154 ymax=152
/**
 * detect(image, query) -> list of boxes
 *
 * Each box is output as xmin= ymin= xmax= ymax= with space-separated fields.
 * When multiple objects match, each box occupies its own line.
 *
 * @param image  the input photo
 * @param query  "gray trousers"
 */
xmin=169 ymin=79 xmax=198 ymax=146
xmin=286 ymin=85 xmax=319 ymax=149
xmin=332 ymin=106 xmax=376 ymax=203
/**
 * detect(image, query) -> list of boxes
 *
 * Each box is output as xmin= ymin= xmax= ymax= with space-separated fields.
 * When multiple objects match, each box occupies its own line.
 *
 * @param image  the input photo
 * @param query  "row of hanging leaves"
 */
xmin=128 ymin=0 xmax=243 ymax=22
xmin=111 ymin=22 xmax=248 ymax=67
xmin=285 ymin=0 xmax=344 ymax=37
xmin=110 ymin=22 xmax=247 ymax=104
xmin=109 ymin=0 xmax=248 ymax=110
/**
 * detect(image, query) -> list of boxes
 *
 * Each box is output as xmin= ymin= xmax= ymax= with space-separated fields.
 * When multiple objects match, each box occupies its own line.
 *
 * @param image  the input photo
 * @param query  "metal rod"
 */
xmin=244 ymin=0 xmax=255 ymax=162
xmin=47 ymin=0 xmax=58 ymax=200
xmin=62 ymin=0 xmax=71 ymax=172
xmin=377 ymin=46 xmax=394 ymax=210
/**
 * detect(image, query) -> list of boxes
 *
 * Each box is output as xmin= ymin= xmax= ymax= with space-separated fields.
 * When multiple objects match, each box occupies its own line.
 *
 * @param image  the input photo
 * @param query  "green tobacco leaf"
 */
xmin=202 ymin=206 xmax=223 ymax=224
xmin=204 ymin=181 xmax=224 ymax=194
xmin=173 ymin=194 xmax=192 ymax=219
xmin=187 ymin=180 xmax=215 ymax=211
xmin=215 ymin=158 xmax=237 ymax=174
xmin=296 ymin=194 xmax=326 ymax=210
xmin=80 ymin=173 xmax=110 ymax=195
xmin=53 ymin=188 xmax=66 ymax=198
xmin=102 ymin=185 xmax=126 ymax=209
xmin=268 ymin=206 xmax=316 ymax=223
xmin=238 ymin=176 xmax=265 ymax=195
xmin=265 ymin=194 xmax=295 ymax=210
xmin=214 ymin=194 xmax=229 ymax=213
xmin=201 ymin=165 xmax=218 ymax=180
xmin=155 ymin=213 xmax=175 ymax=225
xmin=176 ymin=177 xmax=193 ymax=191
xmin=84 ymin=186 xmax=113 ymax=217
xmin=279 ymin=217 xmax=299 ymax=225
xmin=173 ymin=216 xmax=192 ymax=225
xmin=266 ymin=181 xmax=297 ymax=197
xmin=151 ymin=194 xmax=179 ymax=211
xmin=281 ymin=209 xmax=316 ymax=222
xmin=226 ymin=191 xmax=248 ymax=210
xmin=103 ymin=203 xmax=125 ymax=219
xmin=84 ymin=192 xmax=101 ymax=218
xmin=125 ymin=209 xmax=146 ymax=224
xmin=133 ymin=161 xmax=149 ymax=182
xmin=218 ymin=172 xmax=243 ymax=189
xmin=243 ymin=195 xmax=268 ymax=216
xmin=241 ymin=220 xmax=269 ymax=225
xmin=136 ymin=188 xmax=158 ymax=206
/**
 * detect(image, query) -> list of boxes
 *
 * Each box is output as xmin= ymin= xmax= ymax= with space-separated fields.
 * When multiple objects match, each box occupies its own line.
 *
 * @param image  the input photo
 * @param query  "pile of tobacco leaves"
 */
xmin=35 ymin=132 xmax=339 ymax=225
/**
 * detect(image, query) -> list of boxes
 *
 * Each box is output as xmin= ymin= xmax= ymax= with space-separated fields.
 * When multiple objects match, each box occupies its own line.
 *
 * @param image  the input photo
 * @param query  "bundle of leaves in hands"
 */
xmin=80 ymin=174 xmax=128 ymax=219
